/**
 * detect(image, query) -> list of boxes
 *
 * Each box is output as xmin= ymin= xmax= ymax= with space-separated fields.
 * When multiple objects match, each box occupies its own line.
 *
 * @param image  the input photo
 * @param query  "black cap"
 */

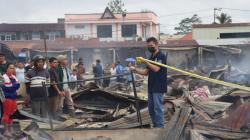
xmin=33 ymin=55 xmax=45 ymax=62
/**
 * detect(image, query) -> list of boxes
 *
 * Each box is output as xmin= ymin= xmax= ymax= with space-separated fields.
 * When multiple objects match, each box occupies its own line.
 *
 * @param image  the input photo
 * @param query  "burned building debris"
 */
xmin=1 ymin=78 xmax=248 ymax=140
xmin=1 ymin=52 xmax=250 ymax=140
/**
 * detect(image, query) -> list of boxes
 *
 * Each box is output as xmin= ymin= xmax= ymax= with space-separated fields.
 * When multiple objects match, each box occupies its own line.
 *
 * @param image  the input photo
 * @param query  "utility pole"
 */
xmin=157 ymin=23 xmax=161 ymax=41
xmin=43 ymin=32 xmax=48 ymax=68
xmin=122 ymin=12 xmax=126 ymax=40
xmin=214 ymin=8 xmax=222 ymax=24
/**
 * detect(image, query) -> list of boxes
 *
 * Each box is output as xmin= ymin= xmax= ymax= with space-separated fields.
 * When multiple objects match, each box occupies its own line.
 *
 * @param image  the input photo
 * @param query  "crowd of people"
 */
xmin=92 ymin=59 xmax=134 ymax=87
xmin=0 ymin=51 xmax=136 ymax=134
xmin=0 ymin=36 xmax=167 ymax=136
xmin=0 ymin=53 xmax=84 ymax=136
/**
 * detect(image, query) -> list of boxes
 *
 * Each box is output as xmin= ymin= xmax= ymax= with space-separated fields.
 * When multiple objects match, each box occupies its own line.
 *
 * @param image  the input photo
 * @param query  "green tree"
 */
xmin=107 ymin=0 xmax=126 ymax=13
xmin=216 ymin=13 xmax=232 ymax=24
xmin=174 ymin=14 xmax=202 ymax=35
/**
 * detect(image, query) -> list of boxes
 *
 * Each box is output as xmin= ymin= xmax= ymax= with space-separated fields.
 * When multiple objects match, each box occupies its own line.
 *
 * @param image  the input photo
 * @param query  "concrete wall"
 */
xmin=160 ymin=48 xmax=198 ymax=68
xmin=65 ymin=24 xmax=91 ymax=39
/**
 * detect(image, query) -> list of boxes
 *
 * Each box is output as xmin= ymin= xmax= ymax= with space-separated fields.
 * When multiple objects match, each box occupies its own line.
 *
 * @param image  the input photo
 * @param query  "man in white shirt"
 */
xmin=110 ymin=63 xmax=116 ymax=83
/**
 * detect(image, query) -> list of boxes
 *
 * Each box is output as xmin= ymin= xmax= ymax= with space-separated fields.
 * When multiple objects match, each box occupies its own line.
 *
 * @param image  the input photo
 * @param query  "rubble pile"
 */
xmin=106 ymin=89 xmax=250 ymax=139
xmin=0 ymin=121 xmax=53 ymax=140
xmin=1 ymin=79 xmax=250 ymax=140
xmin=159 ymin=89 xmax=250 ymax=140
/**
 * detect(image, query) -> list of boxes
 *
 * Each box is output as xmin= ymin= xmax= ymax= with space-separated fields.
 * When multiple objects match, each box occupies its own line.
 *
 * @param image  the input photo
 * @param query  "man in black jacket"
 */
xmin=131 ymin=37 xmax=167 ymax=128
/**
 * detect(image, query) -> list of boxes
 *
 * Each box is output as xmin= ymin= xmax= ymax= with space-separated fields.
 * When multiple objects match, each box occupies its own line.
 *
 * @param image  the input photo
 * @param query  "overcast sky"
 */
xmin=0 ymin=0 xmax=250 ymax=34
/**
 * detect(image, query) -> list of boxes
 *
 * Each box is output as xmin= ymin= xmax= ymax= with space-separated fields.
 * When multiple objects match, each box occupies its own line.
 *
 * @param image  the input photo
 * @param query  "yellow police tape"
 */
xmin=136 ymin=57 xmax=250 ymax=92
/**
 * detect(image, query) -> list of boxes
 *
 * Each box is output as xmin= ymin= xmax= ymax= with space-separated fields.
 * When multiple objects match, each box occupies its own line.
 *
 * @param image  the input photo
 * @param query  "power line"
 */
xmin=200 ymin=15 xmax=214 ymax=18
xmin=222 ymin=8 xmax=250 ymax=12
xmin=158 ymin=7 xmax=250 ymax=19
xmin=159 ymin=15 xmax=214 ymax=27
xmin=159 ymin=8 xmax=212 ymax=17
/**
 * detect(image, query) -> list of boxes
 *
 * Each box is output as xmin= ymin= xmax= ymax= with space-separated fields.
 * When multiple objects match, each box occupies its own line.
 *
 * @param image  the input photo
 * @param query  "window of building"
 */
xmin=49 ymin=34 xmax=56 ymax=40
xmin=47 ymin=32 xmax=56 ymax=40
xmin=32 ymin=32 xmax=40 ymax=40
xmin=11 ymin=34 xmax=16 ymax=40
xmin=0 ymin=35 xmax=5 ymax=41
xmin=5 ymin=35 xmax=11 ymax=40
xmin=122 ymin=24 xmax=137 ymax=37
xmin=22 ymin=32 xmax=30 ymax=40
xmin=97 ymin=25 xmax=112 ymax=38
xmin=220 ymin=32 xmax=250 ymax=39
xmin=0 ymin=33 xmax=16 ymax=40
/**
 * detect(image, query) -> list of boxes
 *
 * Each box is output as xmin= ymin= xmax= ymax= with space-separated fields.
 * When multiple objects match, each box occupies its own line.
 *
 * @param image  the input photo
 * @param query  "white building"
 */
xmin=193 ymin=23 xmax=250 ymax=40
xmin=64 ymin=7 xmax=158 ymax=41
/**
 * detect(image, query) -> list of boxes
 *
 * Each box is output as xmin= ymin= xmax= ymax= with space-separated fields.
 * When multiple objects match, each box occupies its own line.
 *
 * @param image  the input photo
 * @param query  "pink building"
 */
xmin=65 ymin=7 xmax=158 ymax=41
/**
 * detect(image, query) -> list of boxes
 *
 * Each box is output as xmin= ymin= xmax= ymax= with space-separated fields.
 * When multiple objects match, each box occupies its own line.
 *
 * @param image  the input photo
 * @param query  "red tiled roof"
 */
xmin=162 ymin=40 xmax=198 ymax=47
xmin=0 ymin=41 xmax=40 ymax=54
xmin=180 ymin=32 xmax=193 ymax=40
xmin=193 ymin=23 xmax=250 ymax=28
xmin=0 ymin=38 xmax=198 ymax=55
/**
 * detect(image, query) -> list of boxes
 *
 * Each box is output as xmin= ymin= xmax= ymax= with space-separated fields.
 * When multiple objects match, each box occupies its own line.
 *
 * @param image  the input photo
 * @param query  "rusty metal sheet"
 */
xmin=217 ymin=102 xmax=250 ymax=129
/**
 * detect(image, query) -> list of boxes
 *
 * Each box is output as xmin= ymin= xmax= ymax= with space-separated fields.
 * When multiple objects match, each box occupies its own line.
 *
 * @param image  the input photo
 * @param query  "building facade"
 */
xmin=0 ymin=19 xmax=65 ymax=41
xmin=192 ymin=23 xmax=250 ymax=40
xmin=65 ymin=7 xmax=158 ymax=41
xmin=192 ymin=23 xmax=250 ymax=68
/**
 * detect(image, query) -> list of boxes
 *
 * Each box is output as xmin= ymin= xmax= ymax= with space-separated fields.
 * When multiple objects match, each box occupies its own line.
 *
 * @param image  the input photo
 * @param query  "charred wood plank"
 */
xmin=192 ymin=122 xmax=250 ymax=139
xmin=18 ymin=110 xmax=61 ymax=124
xmin=162 ymin=106 xmax=192 ymax=140
xmin=190 ymin=129 xmax=207 ymax=140
xmin=192 ymin=107 xmax=212 ymax=121
xmin=54 ymin=118 xmax=87 ymax=130
xmin=196 ymin=128 xmax=250 ymax=139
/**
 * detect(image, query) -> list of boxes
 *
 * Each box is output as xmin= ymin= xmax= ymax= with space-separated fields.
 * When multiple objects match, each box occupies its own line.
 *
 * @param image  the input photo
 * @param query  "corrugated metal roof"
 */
xmin=0 ymin=23 xmax=64 ymax=32
xmin=193 ymin=23 xmax=250 ymax=28
xmin=162 ymin=40 xmax=198 ymax=47
xmin=218 ymin=102 xmax=250 ymax=129
xmin=196 ymin=38 xmax=250 ymax=46
xmin=0 ymin=39 xmax=198 ymax=55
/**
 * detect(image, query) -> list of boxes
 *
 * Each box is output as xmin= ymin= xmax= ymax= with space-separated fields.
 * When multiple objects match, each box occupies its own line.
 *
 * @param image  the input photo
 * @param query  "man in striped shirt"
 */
xmin=25 ymin=55 xmax=50 ymax=118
